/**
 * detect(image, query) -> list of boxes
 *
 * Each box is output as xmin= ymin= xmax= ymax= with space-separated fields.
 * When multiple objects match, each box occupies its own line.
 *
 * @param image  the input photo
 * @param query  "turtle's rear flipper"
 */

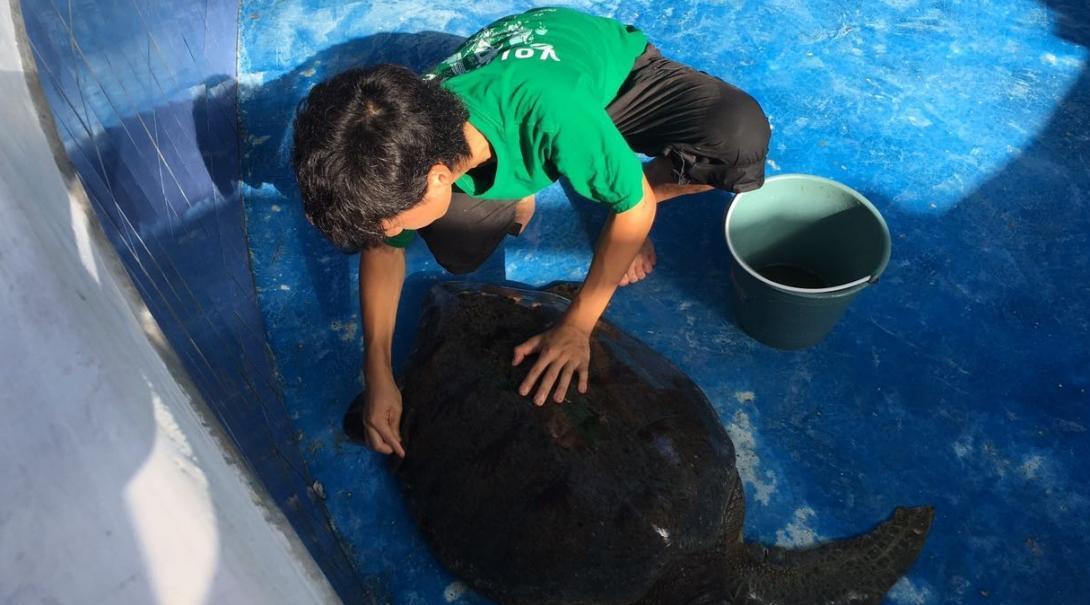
xmin=729 ymin=506 xmax=934 ymax=605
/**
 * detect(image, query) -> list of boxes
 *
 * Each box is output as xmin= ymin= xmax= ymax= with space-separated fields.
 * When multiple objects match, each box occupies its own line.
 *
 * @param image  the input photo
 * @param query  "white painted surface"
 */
xmin=0 ymin=3 xmax=339 ymax=603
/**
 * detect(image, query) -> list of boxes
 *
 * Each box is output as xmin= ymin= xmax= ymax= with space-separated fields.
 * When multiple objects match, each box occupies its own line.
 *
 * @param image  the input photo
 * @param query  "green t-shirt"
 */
xmin=386 ymin=7 xmax=648 ymax=248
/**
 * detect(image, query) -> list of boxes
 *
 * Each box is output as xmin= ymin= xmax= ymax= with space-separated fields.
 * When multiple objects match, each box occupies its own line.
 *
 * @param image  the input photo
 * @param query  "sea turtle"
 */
xmin=347 ymin=282 xmax=932 ymax=605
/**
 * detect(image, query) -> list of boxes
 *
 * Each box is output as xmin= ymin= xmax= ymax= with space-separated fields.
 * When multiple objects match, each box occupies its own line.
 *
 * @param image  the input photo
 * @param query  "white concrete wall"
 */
xmin=0 ymin=3 xmax=340 ymax=603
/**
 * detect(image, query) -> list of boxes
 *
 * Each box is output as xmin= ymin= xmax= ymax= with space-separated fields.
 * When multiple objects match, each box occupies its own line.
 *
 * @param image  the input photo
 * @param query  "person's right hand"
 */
xmin=362 ymin=372 xmax=406 ymax=457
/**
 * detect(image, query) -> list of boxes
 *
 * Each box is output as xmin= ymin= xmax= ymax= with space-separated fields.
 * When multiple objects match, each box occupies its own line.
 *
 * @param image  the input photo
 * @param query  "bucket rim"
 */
xmin=724 ymin=173 xmax=890 ymax=295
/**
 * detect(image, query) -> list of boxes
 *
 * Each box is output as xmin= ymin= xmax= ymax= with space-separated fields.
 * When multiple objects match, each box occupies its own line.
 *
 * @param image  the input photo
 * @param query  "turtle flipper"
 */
xmin=726 ymin=506 xmax=934 ymax=605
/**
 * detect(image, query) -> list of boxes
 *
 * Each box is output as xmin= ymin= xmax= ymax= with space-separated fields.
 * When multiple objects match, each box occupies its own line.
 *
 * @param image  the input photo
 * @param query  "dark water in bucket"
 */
xmin=757 ymin=264 xmax=830 ymax=289
xmin=727 ymin=175 xmax=891 ymax=349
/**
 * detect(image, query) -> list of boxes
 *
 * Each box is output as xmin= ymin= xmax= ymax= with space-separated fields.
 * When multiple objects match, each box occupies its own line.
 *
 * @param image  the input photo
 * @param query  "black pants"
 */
xmin=420 ymin=43 xmax=771 ymax=275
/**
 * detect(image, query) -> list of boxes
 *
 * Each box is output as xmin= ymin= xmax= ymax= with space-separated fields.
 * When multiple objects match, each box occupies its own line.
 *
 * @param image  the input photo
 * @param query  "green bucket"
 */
xmin=724 ymin=174 xmax=891 ymax=350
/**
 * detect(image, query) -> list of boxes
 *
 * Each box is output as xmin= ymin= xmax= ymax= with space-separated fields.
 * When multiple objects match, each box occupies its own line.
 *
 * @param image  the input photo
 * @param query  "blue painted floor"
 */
xmin=238 ymin=1 xmax=1089 ymax=603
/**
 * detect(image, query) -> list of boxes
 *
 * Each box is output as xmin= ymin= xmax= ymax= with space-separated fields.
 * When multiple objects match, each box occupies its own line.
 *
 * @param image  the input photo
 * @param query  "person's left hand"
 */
xmin=512 ymin=322 xmax=591 ymax=405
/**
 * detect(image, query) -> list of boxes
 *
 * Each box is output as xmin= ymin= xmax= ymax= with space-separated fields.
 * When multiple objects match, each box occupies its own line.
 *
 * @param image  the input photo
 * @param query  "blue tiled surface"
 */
xmin=237 ymin=0 xmax=1087 ymax=603
xmin=19 ymin=0 xmax=362 ymax=598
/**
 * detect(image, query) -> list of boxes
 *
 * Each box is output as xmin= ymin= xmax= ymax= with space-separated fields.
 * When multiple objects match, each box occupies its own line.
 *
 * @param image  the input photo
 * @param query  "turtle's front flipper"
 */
xmin=725 ymin=506 xmax=934 ymax=605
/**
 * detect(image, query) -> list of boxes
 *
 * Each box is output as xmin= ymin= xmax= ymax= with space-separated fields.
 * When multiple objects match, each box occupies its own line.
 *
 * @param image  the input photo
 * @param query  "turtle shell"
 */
xmin=394 ymin=283 xmax=738 ymax=605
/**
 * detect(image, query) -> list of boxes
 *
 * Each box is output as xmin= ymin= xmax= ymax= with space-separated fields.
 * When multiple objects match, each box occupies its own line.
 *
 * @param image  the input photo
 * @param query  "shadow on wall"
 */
xmin=19 ymin=8 xmax=365 ymax=599
xmin=5 ymin=58 xmax=261 ymax=601
xmin=32 ymin=71 xmax=412 ymax=604
xmin=1 ymin=127 xmax=158 ymax=601
xmin=34 ymin=65 xmax=283 ymax=461
xmin=61 ymin=82 xmax=353 ymax=561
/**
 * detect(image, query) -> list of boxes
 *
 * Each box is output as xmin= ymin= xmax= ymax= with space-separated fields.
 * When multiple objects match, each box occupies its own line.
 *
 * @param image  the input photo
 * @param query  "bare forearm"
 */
xmin=359 ymin=244 xmax=405 ymax=377
xmin=567 ymin=178 xmax=657 ymax=332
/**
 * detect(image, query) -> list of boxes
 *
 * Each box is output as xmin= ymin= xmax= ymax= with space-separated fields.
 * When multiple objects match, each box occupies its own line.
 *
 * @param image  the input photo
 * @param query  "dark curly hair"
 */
xmin=292 ymin=64 xmax=470 ymax=251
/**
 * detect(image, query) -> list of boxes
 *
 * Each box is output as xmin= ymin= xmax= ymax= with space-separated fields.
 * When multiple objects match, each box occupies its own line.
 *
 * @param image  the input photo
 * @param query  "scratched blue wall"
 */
xmin=18 ymin=0 xmax=363 ymax=598
xmin=239 ymin=1 xmax=1089 ymax=603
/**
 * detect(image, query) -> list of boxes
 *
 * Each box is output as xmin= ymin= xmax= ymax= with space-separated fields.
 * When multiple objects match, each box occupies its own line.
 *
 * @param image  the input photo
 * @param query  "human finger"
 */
xmin=513 ymin=335 xmax=543 ymax=366
xmin=520 ymin=350 xmax=556 ymax=397
xmin=366 ymin=425 xmax=393 ymax=455
xmin=553 ymin=362 xmax=577 ymax=403
xmin=534 ymin=360 xmax=565 ymax=406
xmin=374 ymin=418 xmax=405 ymax=458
